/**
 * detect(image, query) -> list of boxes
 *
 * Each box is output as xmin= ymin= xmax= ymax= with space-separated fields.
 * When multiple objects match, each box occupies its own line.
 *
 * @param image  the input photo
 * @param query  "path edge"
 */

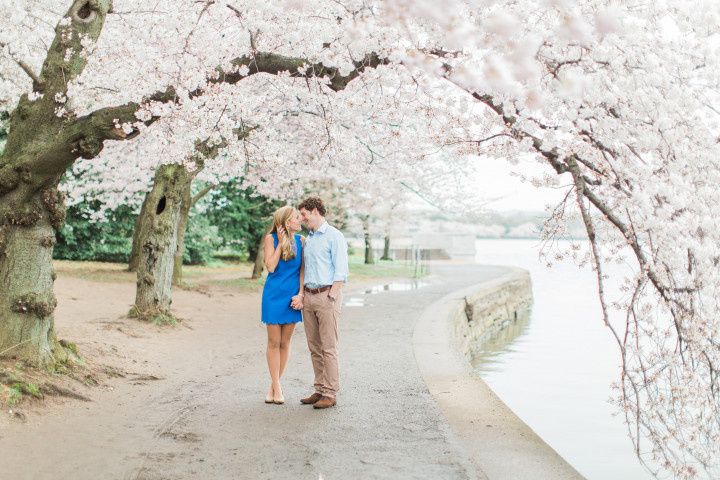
xmin=412 ymin=266 xmax=586 ymax=480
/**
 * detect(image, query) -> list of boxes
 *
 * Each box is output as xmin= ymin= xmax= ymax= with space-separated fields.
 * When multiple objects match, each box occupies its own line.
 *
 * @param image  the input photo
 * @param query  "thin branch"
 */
xmin=0 ymin=41 xmax=44 ymax=91
xmin=191 ymin=184 xmax=217 ymax=205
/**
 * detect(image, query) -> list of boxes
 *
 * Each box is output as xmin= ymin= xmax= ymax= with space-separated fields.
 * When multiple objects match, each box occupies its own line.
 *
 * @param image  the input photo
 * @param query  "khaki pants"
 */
xmin=303 ymin=290 xmax=342 ymax=398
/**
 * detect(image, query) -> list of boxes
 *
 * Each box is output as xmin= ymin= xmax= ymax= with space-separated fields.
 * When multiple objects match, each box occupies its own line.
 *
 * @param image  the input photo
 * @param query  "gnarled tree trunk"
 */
xmin=0 ymin=0 xmax=113 ymax=366
xmin=0 ymin=206 xmax=65 ymax=367
xmin=132 ymin=164 xmax=190 ymax=322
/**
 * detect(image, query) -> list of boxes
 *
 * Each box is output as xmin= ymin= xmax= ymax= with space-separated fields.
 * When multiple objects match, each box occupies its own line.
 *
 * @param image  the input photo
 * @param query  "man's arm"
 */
xmin=328 ymin=232 xmax=349 ymax=301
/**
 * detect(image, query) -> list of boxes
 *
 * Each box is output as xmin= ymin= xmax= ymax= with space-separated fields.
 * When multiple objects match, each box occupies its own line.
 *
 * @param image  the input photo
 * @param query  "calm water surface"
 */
xmin=473 ymin=239 xmax=653 ymax=480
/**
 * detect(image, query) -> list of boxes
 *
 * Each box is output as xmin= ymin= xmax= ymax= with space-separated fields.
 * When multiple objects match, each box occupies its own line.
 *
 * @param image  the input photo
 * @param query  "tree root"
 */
xmin=0 ymin=340 xmax=91 ymax=407
xmin=38 ymin=383 xmax=91 ymax=402
xmin=128 ymin=305 xmax=179 ymax=325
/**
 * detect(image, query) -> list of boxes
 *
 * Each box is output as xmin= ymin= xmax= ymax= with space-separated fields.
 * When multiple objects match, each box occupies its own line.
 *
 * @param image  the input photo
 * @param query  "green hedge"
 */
xmin=53 ymin=182 xmax=279 ymax=265
xmin=54 ymin=201 xmax=135 ymax=263
xmin=203 ymin=182 xmax=281 ymax=261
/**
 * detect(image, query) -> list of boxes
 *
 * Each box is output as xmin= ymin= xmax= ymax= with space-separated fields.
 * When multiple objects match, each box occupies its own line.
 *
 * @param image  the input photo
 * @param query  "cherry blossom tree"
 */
xmin=0 ymin=0 xmax=402 ymax=366
xmin=59 ymin=55 xmax=473 ymax=318
xmin=373 ymin=1 xmax=720 ymax=477
xmin=4 ymin=1 xmax=716 ymax=476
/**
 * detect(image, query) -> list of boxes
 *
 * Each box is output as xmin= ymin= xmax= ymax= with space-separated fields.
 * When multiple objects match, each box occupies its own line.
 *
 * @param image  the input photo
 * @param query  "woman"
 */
xmin=261 ymin=206 xmax=304 ymax=404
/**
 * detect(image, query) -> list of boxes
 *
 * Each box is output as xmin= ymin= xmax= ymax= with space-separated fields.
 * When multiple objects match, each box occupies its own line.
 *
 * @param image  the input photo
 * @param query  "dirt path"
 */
xmin=0 ymin=263 xmax=506 ymax=480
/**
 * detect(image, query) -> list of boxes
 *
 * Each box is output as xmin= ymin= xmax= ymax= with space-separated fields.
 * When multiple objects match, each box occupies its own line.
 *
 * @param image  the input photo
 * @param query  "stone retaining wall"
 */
xmin=451 ymin=269 xmax=533 ymax=361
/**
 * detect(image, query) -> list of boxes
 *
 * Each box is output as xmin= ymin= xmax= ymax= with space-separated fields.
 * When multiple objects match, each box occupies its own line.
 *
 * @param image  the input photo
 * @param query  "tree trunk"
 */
xmin=381 ymin=234 xmax=391 ymax=261
xmin=128 ymin=192 xmax=151 ymax=272
xmin=251 ymin=235 xmax=265 ymax=279
xmin=172 ymin=179 xmax=193 ymax=286
xmin=363 ymin=216 xmax=375 ymax=265
xmin=0 ymin=1 xmax=113 ymax=366
xmin=132 ymin=165 xmax=190 ymax=322
xmin=0 ymin=213 xmax=64 ymax=367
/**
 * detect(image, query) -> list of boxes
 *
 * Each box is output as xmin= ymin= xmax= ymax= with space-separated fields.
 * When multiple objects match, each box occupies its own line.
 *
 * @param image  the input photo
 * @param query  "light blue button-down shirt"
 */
xmin=303 ymin=221 xmax=349 ymax=288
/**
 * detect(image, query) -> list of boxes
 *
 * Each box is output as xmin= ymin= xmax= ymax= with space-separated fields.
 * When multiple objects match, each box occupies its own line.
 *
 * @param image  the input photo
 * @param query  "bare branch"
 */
xmin=191 ymin=184 xmax=217 ymax=206
xmin=0 ymin=42 xmax=44 ymax=90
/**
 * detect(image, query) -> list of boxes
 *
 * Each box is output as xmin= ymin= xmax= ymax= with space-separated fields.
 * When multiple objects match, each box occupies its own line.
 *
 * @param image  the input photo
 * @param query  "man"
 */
xmin=295 ymin=197 xmax=349 ymax=409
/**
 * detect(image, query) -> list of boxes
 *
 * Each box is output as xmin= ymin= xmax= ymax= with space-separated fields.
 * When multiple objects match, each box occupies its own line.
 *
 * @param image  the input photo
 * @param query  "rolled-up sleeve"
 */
xmin=331 ymin=231 xmax=349 ymax=283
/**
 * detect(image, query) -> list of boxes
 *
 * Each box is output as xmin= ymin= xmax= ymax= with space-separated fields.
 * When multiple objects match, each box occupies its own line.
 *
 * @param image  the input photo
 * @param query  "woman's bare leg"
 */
xmin=266 ymin=325 xmax=282 ymax=398
xmin=279 ymin=323 xmax=297 ymax=378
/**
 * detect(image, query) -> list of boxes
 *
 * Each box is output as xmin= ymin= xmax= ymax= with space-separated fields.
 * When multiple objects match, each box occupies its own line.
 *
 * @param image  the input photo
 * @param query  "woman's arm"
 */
xmin=298 ymin=236 xmax=305 ymax=295
xmin=263 ymin=232 xmax=283 ymax=273
xmin=291 ymin=236 xmax=305 ymax=309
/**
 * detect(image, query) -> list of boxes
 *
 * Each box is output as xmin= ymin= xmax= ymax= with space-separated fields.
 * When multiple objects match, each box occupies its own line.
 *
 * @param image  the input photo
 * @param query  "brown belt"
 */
xmin=305 ymin=285 xmax=331 ymax=294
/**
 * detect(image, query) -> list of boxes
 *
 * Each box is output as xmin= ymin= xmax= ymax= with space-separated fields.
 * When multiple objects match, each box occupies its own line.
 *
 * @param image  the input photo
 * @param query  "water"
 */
xmin=473 ymin=239 xmax=653 ymax=480
xmin=344 ymin=280 xmax=430 ymax=307
xmin=364 ymin=280 xmax=430 ymax=294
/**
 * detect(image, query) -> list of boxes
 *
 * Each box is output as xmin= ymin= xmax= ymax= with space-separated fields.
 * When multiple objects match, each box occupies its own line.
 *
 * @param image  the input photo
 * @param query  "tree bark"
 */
xmin=363 ymin=216 xmax=375 ymax=265
xmin=128 ymin=192 xmax=151 ymax=272
xmin=0 ymin=213 xmax=62 ymax=367
xmin=172 ymin=177 xmax=193 ymax=286
xmin=251 ymin=234 xmax=265 ymax=279
xmin=132 ymin=165 xmax=190 ymax=322
xmin=381 ymin=234 xmax=391 ymax=261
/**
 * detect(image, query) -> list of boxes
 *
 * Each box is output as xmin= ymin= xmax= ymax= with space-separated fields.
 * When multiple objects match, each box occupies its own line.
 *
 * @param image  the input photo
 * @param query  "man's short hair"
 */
xmin=298 ymin=197 xmax=327 ymax=216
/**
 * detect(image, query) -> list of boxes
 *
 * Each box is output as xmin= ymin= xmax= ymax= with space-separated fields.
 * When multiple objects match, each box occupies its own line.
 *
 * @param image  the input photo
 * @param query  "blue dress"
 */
xmin=261 ymin=233 xmax=303 ymax=325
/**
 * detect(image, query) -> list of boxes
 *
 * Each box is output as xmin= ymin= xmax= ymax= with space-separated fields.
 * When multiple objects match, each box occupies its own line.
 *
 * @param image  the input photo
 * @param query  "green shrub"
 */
xmin=203 ymin=182 xmax=281 ymax=261
xmin=54 ymin=202 xmax=135 ymax=263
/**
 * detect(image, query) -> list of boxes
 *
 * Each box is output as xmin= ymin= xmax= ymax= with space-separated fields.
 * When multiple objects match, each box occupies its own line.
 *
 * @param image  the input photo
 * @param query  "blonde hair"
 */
xmin=269 ymin=206 xmax=298 ymax=261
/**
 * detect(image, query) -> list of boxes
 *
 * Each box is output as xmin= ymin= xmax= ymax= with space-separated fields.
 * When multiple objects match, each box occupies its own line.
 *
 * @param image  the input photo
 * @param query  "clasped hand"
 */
xmin=290 ymin=294 xmax=303 ymax=310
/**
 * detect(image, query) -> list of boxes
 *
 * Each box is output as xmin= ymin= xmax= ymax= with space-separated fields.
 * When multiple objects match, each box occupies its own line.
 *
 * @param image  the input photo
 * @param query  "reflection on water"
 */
xmin=473 ymin=239 xmax=653 ymax=480
xmin=344 ymin=297 xmax=366 ymax=307
xmin=364 ymin=280 xmax=430 ymax=294
xmin=345 ymin=279 xmax=430 ymax=307
xmin=469 ymin=306 xmax=532 ymax=369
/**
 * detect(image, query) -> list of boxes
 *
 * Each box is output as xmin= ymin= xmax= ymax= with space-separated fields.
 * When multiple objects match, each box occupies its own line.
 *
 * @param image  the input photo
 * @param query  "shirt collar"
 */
xmin=311 ymin=220 xmax=329 ymax=235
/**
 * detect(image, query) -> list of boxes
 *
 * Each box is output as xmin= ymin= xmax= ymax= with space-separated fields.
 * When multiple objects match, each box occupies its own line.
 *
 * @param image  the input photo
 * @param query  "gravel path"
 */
xmin=1 ymin=264 xmax=508 ymax=480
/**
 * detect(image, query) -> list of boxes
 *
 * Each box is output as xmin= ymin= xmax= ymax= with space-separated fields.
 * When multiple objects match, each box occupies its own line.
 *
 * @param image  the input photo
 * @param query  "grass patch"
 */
xmin=213 ymin=251 xmax=246 ymax=262
xmin=208 ymin=276 xmax=265 ymax=292
xmin=53 ymin=260 xmax=134 ymax=283
xmin=53 ymin=259 xmax=257 ymax=284
xmin=348 ymin=254 xmax=419 ymax=280
xmin=0 ymin=368 xmax=43 ymax=406
xmin=6 ymin=384 xmax=23 ymax=406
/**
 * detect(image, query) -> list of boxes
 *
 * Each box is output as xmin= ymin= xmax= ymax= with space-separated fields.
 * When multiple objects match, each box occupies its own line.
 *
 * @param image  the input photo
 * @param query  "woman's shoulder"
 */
xmin=296 ymin=233 xmax=305 ymax=243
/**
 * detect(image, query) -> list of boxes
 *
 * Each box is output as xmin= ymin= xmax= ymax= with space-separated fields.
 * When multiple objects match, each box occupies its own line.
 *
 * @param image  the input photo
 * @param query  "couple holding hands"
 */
xmin=260 ymin=197 xmax=349 ymax=409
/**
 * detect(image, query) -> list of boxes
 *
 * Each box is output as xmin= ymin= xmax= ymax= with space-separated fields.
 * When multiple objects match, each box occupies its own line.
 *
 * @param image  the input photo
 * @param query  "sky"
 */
xmin=465 ymin=155 xmax=569 ymax=212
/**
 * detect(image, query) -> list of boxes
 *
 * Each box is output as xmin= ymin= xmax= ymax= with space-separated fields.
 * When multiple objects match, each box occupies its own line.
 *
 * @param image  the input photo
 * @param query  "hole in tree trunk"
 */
xmin=73 ymin=1 xmax=97 ymax=23
xmin=77 ymin=2 xmax=93 ymax=19
xmin=156 ymin=196 xmax=167 ymax=215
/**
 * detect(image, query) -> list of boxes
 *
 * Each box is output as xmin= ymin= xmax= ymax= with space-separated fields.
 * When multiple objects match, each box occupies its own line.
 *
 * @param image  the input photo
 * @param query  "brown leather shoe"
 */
xmin=313 ymin=396 xmax=336 ymax=409
xmin=300 ymin=393 xmax=323 ymax=405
